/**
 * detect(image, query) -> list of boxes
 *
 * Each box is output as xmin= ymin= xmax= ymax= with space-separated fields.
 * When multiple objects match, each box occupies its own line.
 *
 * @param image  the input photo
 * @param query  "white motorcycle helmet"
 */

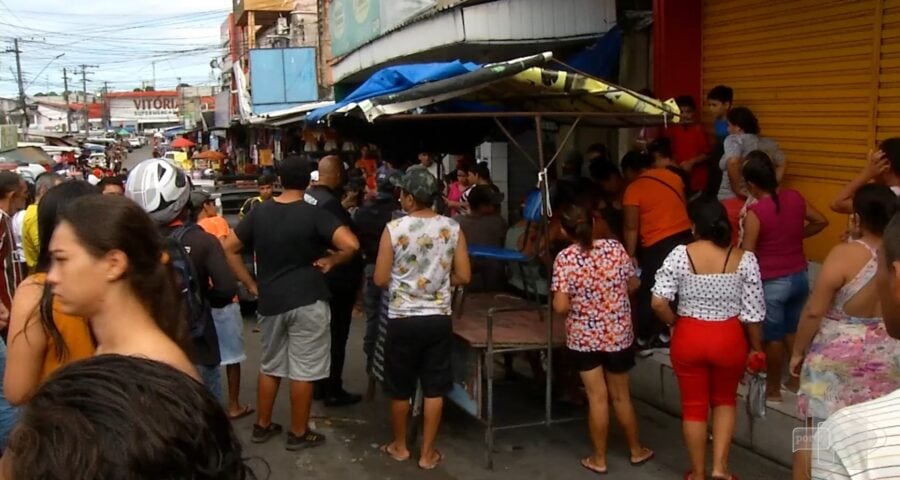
xmin=125 ymin=158 xmax=191 ymax=225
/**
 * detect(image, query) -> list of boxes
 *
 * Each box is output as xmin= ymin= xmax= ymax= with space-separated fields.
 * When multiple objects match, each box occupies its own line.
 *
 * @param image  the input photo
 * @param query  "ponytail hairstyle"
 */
xmin=726 ymin=106 xmax=760 ymax=135
xmin=742 ymin=150 xmax=780 ymax=212
xmin=688 ymin=195 xmax=733 ymax=248
xmin=560 ymin=204 xmax=594 ymax=250
xmin=57 ymin=195 xmax=188 ymax=349
xmin=34 ymin=181 xmax=100 ymax=361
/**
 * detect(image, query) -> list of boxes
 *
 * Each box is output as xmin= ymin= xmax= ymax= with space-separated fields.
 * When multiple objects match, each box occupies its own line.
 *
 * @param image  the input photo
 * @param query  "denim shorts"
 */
xmin=762 ymin=270 xmax=810 ymax=342
xmin=212 ymin=303 xmax=246 ymax=366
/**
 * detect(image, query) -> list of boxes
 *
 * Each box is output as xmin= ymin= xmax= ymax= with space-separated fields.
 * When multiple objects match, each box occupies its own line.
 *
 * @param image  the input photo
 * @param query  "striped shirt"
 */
xmin=813 ymin=388 xmax=900 ymax=479
xmin=0 ymin=211 xmax=22 ymax=312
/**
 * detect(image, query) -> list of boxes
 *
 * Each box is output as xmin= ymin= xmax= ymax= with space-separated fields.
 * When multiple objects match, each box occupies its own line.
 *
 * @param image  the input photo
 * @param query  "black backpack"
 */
xmin=165 ymin=224 xmax=212 ymax=340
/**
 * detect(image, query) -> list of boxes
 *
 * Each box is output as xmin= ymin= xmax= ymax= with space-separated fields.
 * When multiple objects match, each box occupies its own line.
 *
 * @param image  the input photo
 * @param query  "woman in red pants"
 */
xmin=651 ymin=196 xmax=765 ymax=480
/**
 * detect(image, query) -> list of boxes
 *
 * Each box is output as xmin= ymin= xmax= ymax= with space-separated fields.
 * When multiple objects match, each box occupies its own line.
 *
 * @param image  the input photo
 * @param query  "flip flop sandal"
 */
xmin=580 ymin=457 xmax=608 ymax=475
xmin=418 ymin=450 xmax=444 ymax=470
xmin=379 ymin=444 xmax=410 ymax=462
xmin=629 ymin=448 xmax=655 ymax=466
xmin=228 ymin=405 xmax=254 ymax=421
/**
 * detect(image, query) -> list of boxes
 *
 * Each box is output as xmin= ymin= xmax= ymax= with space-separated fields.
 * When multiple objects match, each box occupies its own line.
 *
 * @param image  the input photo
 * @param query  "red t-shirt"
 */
xmin=666 ymin=124 xmax=710 ymax=192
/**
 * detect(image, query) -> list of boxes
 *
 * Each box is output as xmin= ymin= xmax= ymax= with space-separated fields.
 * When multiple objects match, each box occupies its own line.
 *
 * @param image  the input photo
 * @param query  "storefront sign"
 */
xmin=109 ymin=93 xmax=179 ymax=123
xmin=330 ymin=0 xmax=382 ymax=57
xmin=330 ymin=0 xmax=441 ymax=56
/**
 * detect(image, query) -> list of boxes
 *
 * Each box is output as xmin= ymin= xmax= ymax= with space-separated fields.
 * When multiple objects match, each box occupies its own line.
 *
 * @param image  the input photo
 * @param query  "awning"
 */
xmin=0 ymin=146 xmax=53 ymax=165
xmin=308 ymin=52 xmax=681 ymax=127
xmin=249 ymin=101 xmax=336 ymax=127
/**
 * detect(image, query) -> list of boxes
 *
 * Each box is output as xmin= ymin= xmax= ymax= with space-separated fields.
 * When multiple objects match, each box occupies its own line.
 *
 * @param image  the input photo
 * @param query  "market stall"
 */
xmin=308 ymin=51 xmax=681 ymax=468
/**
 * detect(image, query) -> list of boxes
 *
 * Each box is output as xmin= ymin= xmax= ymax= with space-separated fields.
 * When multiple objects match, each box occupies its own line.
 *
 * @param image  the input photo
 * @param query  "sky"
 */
xmin=0 ymin=0 xmax=230 ymax=99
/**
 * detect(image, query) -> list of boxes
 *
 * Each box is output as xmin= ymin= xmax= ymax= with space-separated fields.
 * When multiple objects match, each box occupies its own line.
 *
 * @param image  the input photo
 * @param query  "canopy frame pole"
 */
xmin=533 ymin=114 xmax=554 ymax=428
xmin=545 ymin=116 xmax=582 ymax=171
xmin=492 ymin=117 xmax=538 ymax=168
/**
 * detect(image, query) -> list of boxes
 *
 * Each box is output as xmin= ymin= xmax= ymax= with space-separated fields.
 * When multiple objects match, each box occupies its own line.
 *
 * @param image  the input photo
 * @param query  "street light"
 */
xmin=24 ymin=53 xmax=65 ymax=91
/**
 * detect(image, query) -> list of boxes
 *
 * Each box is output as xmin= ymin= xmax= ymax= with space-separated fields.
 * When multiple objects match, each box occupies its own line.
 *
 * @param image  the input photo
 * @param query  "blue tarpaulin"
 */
xmin=561 ymin=25 xmax=622 ymax=80
xmin=306 ymin=60 xmax=479 ymax=122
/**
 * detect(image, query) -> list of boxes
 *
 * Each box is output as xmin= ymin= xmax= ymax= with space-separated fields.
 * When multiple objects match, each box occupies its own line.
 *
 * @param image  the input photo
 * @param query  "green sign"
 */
xmin=330 ymin=0 xmax=381 ymax=57
xmin=0 ymin=125 xmax=16 ymax=153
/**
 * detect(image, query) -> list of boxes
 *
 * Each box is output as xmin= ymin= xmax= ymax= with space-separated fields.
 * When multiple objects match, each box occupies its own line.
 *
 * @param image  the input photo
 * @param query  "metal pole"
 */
xmin=546 ymin=117 xmax=582 ymax=170
xmin=63 ymin=68 xmax=72 ymax=132
xmin=13 ymin=39 xmax=27 ymax=130
xmin=485 ymin=309 xmax=495 ymax=469
xmin=81 ymin=67 xmax=88 ymax=135
xmin=492 ymin=117 xmax=537 ymax=167
xmin=534 ymin=115 xmax=553 ymax=427
xmin=103 ymin=81 xmax=110 ymax=131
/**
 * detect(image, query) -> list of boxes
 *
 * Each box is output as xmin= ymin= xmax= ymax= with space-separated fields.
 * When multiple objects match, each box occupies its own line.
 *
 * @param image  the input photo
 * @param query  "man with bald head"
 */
xmin=305 ymin=155 xmax=365 ymax=406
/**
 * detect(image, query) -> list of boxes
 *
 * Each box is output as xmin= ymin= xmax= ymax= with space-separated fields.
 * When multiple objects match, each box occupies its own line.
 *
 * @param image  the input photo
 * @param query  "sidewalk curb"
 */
xmin=630 ymin=352 xmax=801 ymax=468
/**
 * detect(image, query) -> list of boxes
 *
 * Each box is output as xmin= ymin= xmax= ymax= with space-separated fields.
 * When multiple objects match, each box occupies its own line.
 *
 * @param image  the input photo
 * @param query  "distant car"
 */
xmin=88 ymin=153 xmax=107 ymax=167
xmin=15 ymin=164 xmax=48 ymax=183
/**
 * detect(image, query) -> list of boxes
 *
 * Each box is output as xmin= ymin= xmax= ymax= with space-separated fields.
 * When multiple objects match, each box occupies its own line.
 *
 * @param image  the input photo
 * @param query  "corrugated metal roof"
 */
xmin=321 ymin=52 xmax=680 ymax=126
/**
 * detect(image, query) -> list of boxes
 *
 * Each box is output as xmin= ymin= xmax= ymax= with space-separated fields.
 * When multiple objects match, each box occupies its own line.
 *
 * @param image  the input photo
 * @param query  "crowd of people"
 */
xmin=0 ymin=82 xmax=893 ymax=479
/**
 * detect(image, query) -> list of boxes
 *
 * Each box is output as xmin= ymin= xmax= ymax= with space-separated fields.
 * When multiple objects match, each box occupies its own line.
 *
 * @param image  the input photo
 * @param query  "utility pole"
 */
xmin=62 ymin=68 xmax=72 ymax=132
xmin=3 ymin=39 xmax=27 ymax=130
xmin=102 ymin=81 xmax=110 ymax=131
xmin=152 ymin=61 xmax=156 ymax=89
xmin=74 ymin=64 xmax=97 ymax=136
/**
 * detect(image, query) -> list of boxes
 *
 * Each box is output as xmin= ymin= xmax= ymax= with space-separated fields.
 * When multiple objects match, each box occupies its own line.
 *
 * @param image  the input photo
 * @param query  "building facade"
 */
xmin=654 ymin=0 xmax=889 ymax=261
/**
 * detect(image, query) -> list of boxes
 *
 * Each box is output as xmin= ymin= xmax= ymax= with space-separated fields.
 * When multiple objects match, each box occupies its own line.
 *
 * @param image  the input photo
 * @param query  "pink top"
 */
xmin=747 ymin=189 xmax=808 ymax=280
xmin=447 ymin=181 xmax=463 ymax=217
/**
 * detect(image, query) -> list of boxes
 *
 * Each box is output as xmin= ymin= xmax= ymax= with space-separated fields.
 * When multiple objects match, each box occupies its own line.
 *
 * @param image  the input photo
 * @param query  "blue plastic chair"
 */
xmin=463 ymin=189 xmax=545 ymax=305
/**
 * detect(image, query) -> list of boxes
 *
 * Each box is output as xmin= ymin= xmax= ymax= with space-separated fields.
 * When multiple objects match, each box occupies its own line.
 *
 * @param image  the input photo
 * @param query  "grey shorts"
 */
xmin=258 ymin=301 xmax=331 ymax=382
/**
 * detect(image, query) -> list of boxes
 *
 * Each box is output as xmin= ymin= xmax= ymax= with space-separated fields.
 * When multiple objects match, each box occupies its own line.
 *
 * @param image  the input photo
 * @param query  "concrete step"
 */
xmin=630 ymin=351 xmax=801 ymax=468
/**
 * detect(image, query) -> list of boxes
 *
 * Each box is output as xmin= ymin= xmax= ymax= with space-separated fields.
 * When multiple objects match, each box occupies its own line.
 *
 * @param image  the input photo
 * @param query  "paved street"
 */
xmin=124 ymin=143 xmax=154 ymax=171
xmin=230 ymin=313 xmax=790 ymax=480
xmin=120 ymin=142 xmax=791 ymax=479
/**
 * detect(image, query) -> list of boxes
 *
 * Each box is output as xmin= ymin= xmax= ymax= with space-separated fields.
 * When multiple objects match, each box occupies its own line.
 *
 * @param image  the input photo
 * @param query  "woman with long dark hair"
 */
xmin=717 ymin=107 xmax=785 ymax=244
xmin=3 ymin=355 xmax=256 ymax=480
xmin=552 ymin=204 xmax=653 ymax=474
xmin=789 ymin=184 xmax=900 ymax=478
xmin=651 ymin=196 xmax=765 ymax=480
xmin=741 ymin=151 xmax=828 ymax=403
xmin=5 ymin=181 xmax=99 ymax=405
xmin=45 ymin=195 xmax=196 ymax=379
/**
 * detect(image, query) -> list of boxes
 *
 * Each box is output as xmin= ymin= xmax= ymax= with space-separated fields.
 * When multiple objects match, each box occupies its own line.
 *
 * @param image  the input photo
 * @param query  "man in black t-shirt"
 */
xmin=224 ymin=155 xmax=359 ymax=451
xmin=304 ymin=155 xmax=366 ymax=407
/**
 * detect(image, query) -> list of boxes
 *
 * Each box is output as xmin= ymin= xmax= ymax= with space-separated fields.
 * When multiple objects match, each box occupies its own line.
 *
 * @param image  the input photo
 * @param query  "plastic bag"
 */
xmin=746 ymin=372 xmax=767 ymax=418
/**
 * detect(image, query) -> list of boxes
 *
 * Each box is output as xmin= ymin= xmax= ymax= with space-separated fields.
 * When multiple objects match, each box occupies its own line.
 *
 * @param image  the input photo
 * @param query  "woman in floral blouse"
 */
xmin=551 ymin=204 xmax=653 ymax=475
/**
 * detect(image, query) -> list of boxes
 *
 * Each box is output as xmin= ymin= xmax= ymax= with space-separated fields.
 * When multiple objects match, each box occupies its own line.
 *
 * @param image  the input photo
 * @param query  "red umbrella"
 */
xmin=171 ymin=137 xmax=195 ymax=149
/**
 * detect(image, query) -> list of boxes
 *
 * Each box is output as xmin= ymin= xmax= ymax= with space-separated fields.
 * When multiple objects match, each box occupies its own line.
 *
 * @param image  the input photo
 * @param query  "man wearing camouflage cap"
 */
xmin=373 ymin=167 xmax=471 ymax=469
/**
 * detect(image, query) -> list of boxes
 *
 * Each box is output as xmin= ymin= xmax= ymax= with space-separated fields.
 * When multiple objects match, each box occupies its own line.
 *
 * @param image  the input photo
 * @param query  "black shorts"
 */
xmin=567 ymin=347 xmax=635 ymax=374
xmin=384 ymin=315 xmax=453 ymax=399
